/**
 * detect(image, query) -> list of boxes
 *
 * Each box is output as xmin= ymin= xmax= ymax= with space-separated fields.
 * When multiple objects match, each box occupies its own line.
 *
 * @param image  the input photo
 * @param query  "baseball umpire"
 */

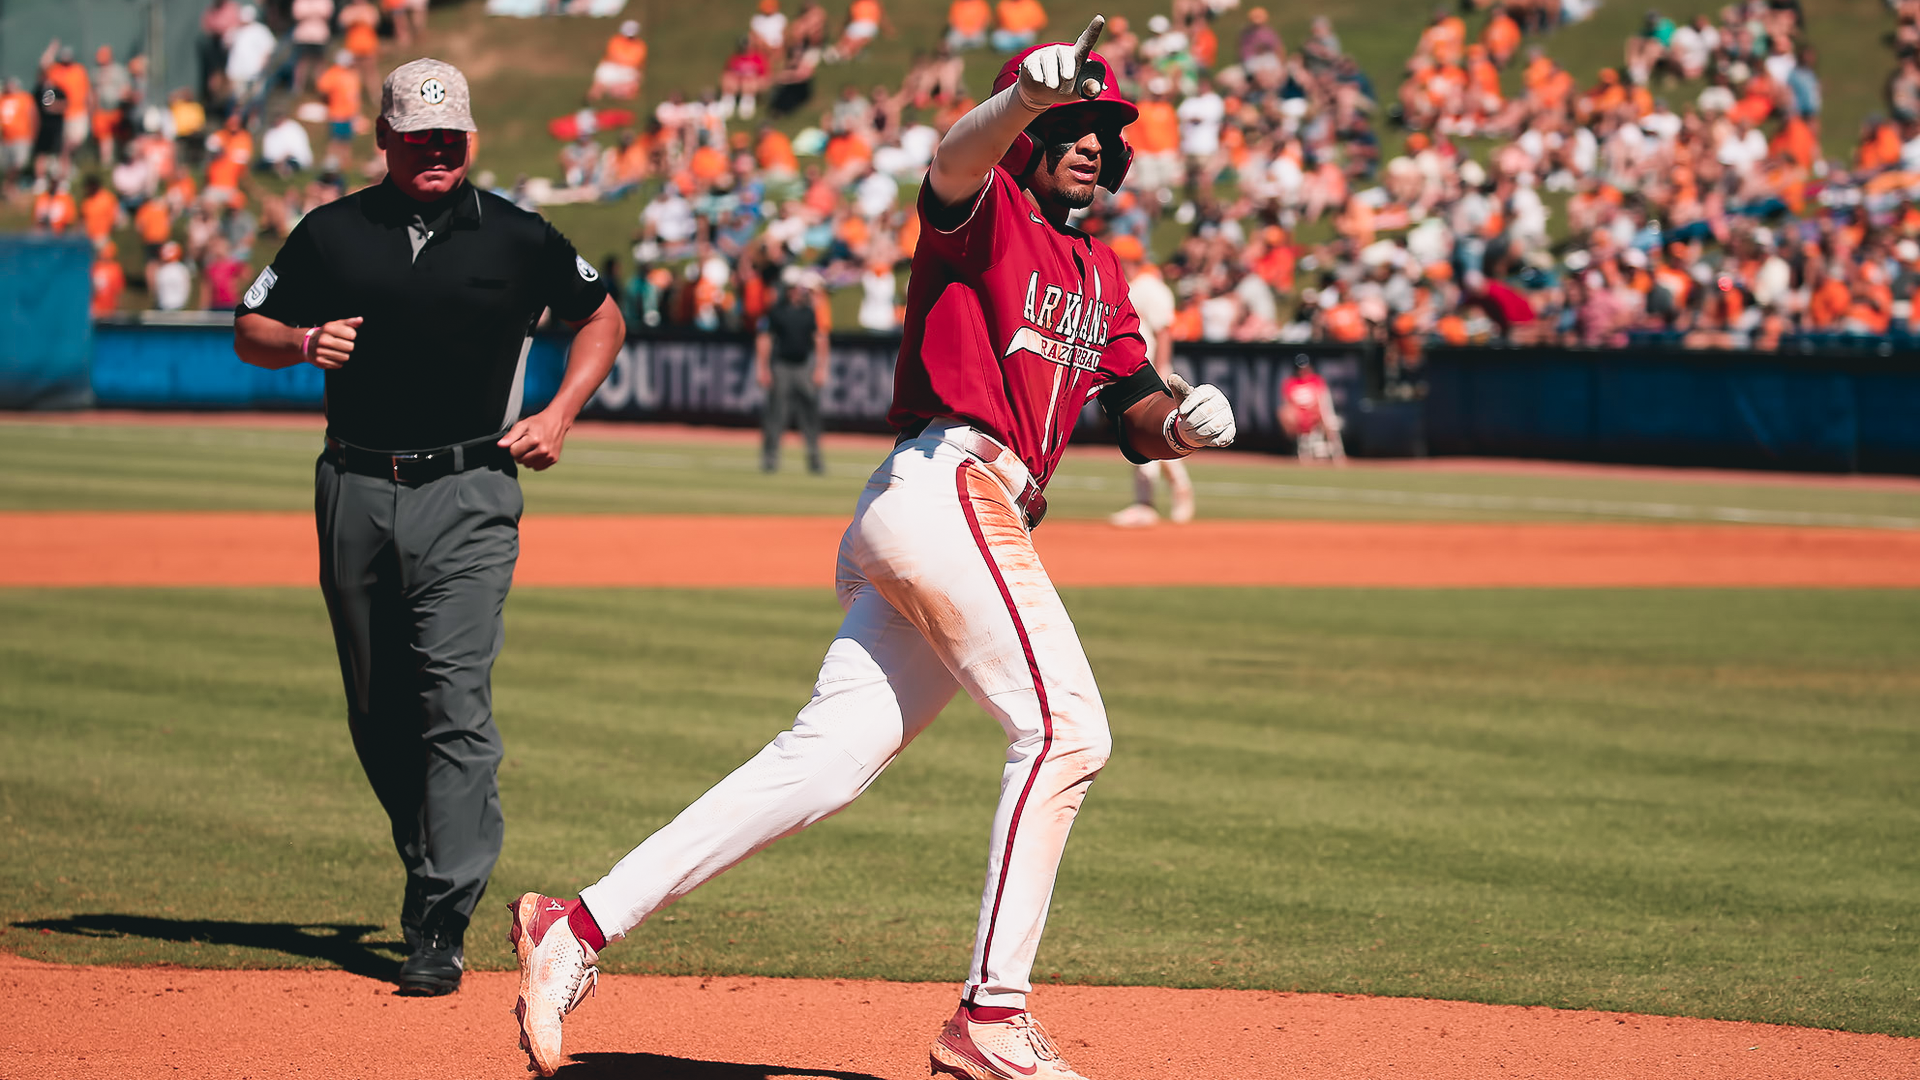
xmin=233 ymin=58 xmax=624 ymax=996
xmin=506 ymin=17 xmax=1236 ymax=1078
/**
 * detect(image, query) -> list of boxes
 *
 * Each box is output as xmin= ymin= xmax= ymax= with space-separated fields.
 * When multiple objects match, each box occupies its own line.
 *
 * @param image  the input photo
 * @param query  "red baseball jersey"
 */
xmin=889 ymin=164 xmax=1151 ymax=488
xmin=1282 ymin=373 xmax=1328 ymax=430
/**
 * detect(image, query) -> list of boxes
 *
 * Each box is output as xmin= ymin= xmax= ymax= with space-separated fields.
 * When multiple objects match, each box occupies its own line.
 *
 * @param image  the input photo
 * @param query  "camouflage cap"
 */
xmin=380 ymin=58 xmax=477 ymax=133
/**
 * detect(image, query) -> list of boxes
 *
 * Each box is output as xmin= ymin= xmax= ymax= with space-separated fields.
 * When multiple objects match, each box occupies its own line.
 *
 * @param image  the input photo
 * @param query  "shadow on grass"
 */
xmin=560 ymin=1053 xmax=888 ymax=1080
xmin=12 ymin=914 xmax=404 ymax=981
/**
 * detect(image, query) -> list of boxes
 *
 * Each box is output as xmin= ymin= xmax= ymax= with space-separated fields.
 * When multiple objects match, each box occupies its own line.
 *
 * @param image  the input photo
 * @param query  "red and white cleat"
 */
xmin=509 ymin=893 xmax=599 ymax=1077
xmin=930 ymin=1004 xmax=1090 ymax=1080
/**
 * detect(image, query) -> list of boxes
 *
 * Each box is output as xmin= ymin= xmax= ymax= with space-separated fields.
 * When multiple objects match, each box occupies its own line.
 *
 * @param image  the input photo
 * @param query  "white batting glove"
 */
xmin=1015 ymin=15 xmax=1106 ymax=110
xmin=1167 ymin=372 xmax=1237 ymax=450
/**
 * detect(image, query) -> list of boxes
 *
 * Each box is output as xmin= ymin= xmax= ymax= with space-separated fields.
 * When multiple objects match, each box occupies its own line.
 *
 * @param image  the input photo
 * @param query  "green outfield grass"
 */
xmin=3 ymin=419 xmax=1917 ymax=526
xmin=2 ymin=585 xmax=1917 ymax=1036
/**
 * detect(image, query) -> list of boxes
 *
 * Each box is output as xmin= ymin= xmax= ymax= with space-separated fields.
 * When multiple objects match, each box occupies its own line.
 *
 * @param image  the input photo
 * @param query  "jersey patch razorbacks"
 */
xmin=1008 ymin=270 xmax=1116 ymax=373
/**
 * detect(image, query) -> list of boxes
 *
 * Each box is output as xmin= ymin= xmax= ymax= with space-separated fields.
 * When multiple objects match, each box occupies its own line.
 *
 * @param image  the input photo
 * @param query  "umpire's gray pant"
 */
xmin=762 ymin=360 xmax=824 ymax=471
xmin=315 ymin=454 xmax=520 ymax=943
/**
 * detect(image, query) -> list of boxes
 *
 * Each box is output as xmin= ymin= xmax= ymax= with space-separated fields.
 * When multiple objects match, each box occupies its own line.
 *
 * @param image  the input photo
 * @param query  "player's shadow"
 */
xmin=12 ymin=913 xmax=404 ymax=981
xmin=561 ymin=1053 xmax=887 ymax=1080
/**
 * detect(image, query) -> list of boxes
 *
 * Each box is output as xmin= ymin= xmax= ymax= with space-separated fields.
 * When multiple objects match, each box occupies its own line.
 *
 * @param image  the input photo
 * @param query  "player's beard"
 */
xmin=1042 ymin=142 xmax=1099 ymax=210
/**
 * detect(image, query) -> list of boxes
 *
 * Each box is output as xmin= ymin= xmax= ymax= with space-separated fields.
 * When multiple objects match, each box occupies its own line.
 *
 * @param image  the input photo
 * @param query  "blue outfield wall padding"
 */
xmin=0 ymin=236 xmax=95 ymax=408
xmin=1425 ymin=347 xmax=1920 ymax=474
xmin=93 ymin=323 xmax=326 ymax=408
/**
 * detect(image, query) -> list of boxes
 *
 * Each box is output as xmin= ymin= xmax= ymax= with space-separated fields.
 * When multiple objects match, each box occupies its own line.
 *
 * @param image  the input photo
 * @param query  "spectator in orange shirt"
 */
xmin=755 ymin=123 xmax=799 ymax=177
xmin=204 ymin=115 xmax=252 ymax=202
xmin=91 ymin=241 xmax=126 ymax=317
xmin=1483 ymin=4 xmax=1521 ymax=66
xmin=2 ymin=78 xmax=39 ymax=191
xmin=822 ymin=124 xmax=871 ymax=176
xmin=134 ymin=196 xmax=173 ymax=259
xmin=947 ymin=0 xmax=991 ymax=50
xmin=339 ymin=0 xmax=383 ymax=109
xmin=314 ymin=51 xmax=363 ymax=164
xmin=80 ymin=174 xmax=120 ymax=246
xmin=592 ymin=21 xmax=647 ymax=102
xmin=1419 ymin=10 xmax=1466 ymax=66
xmin=688 ymin=136 xmax=729 ymax=190
xmin=34 ymin=177 xmax=78 ymax=233
xmin=1125 ymin=86 xmax=1181 ymax=196
xmin=991 ymin=0 xmax=1046 ymax=52
xmin=833 ymin=0 xmax=890 ymax=60
xmin=43 ymin=43 xmax=91 ymax=161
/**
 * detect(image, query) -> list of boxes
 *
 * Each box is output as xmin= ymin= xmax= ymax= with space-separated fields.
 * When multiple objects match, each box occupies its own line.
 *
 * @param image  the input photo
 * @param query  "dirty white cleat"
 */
xmin=509 ymin=893 xmax=599 ymax=1077
xmin=1107 ymin=502 xmax=1160 ymax=528
xmin=930 ymin=1004 xmax=1091 ymax=1080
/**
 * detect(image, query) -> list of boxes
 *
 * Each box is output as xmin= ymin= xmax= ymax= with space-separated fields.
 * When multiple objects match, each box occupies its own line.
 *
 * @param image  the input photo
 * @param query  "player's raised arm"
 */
xmin=926 ymin=14 xmax=1106 ymax=207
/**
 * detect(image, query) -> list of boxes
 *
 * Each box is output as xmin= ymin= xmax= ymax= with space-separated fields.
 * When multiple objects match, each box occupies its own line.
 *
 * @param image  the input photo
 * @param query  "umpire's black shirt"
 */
xmin=238 ymin=180 xmax=609 ymax=451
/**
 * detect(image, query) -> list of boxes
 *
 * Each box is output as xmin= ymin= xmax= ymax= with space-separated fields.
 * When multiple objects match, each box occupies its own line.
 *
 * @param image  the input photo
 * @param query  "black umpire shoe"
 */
xmin=396 ymin=921 xmax=465 ymax=997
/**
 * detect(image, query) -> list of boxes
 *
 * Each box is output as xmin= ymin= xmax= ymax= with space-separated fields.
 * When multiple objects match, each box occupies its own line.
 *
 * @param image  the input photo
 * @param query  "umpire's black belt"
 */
xmin=324 ymin=433 xmax=515 ymax=484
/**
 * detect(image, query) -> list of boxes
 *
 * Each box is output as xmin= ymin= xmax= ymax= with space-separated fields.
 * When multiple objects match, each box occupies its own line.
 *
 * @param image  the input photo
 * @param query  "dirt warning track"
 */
xmin=4 ymin=511 xmax=1920 ymax=588
xmin=3 ymin=953 xmax=1914 ymax=1080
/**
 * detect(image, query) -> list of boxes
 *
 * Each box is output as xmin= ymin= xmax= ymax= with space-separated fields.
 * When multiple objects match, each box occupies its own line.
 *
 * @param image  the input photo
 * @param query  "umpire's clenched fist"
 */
xmin=1015 ymin=15 xmax=1106 ymax=109
xmin=304 ymin=316 xmax=364 ymax=370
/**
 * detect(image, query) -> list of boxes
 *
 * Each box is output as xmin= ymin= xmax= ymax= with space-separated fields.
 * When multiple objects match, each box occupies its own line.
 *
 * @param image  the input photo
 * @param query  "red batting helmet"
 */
xmin=992 ymin=45 xmax=1138 ymax=193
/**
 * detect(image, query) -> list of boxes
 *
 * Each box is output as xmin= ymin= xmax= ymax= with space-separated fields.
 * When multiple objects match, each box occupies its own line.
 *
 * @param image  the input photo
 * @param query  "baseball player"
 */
xmin=1278 ymin=354 xmax=1345 ymax=463
xmin=508 ymin=18 xmax=1236 ymax=1079
xmin=1105 ymin=232 xmax=1194 ymax=526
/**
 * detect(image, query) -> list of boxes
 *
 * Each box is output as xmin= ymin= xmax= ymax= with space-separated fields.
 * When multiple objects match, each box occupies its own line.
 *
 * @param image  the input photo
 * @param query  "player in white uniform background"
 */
xmin=1105 ymin=232 xmax=1194 ymax=526
xmin=506 ymin=18 xmax=1238 ymax=1080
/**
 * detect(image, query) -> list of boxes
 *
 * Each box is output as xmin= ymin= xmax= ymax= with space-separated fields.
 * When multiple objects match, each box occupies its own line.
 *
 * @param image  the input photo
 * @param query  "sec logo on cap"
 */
xmin=420 ymin=78 xmax=447 ymax=104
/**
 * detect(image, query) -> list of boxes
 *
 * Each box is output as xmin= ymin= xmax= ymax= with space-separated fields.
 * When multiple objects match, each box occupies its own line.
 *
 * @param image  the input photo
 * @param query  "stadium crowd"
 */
xmin=8 ymin=0 xmax=1920 ymax=373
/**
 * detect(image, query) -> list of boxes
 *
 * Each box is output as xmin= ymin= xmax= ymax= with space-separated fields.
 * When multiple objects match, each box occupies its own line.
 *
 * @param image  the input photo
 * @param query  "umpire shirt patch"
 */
xmin=575 ymin=254 xmax=599 ymax=282
xmin=243 ymin=267 xmax=277 ymax=309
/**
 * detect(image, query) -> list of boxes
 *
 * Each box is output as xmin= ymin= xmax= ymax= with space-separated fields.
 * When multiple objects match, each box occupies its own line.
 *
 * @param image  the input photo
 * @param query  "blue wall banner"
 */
xmin=1426 ymin=347 xmax=1920 ymax=474
xmin=0 ymin=236 xmax=94 ymax=408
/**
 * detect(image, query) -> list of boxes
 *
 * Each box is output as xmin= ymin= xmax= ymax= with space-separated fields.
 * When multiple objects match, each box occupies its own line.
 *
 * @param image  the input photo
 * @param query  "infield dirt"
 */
xmin=5 ymin=951 xmax=1917 ymax=1080
xmin=6 ymin=511 xmax=1920 ymax=587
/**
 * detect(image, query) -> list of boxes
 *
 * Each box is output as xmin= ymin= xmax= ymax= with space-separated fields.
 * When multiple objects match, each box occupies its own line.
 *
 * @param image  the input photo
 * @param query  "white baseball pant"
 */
xmin=579 ymin=420 xmax=1112 ymax=1009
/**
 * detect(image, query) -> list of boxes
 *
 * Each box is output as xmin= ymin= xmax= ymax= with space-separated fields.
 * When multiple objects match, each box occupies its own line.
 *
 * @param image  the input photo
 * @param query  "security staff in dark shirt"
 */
xmin=233 ymin=58 xmax=625 ymax=997
xmin=754 ymin=267 xmax=831 ymax=474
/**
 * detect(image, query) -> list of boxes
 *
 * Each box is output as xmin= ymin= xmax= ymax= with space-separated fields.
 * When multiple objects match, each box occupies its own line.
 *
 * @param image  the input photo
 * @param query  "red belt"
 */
xmin=943 ymin=427 xmax=1049 ymax=530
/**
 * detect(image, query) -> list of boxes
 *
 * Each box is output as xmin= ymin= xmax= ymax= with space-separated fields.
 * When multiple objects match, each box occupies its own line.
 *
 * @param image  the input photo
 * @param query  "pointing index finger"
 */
xmin=1072 ymin=14 xmax=1106 ymax=67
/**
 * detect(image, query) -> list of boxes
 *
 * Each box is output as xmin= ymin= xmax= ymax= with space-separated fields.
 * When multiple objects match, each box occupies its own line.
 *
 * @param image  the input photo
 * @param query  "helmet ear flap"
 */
xmin=1099 ymin=138 xmax=1133 ymax=192
xmin=999 ymin=131 xmax=1038 ymax=180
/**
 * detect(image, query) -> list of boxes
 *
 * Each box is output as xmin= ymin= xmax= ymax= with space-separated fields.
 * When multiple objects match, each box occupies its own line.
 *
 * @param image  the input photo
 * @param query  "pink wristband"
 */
xmin=301 ymin=326 xmax=321 ymax=361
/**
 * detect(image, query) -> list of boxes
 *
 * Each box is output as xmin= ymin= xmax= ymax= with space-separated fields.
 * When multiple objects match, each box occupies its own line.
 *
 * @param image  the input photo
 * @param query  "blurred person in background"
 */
xmin=92 ymin=47 xmax=132 ymax=167
xmin=1108 ymin=233 xmax=1194 ymax=527
xmin=316 ymin=51 xmax=364 ymax=167
xmin=150 ymin=240 xmax=193 ymax=311
xmin=755 ymin=267 xmax=830 ymax=473
xmin=261 ymin=111 xmax=316 ymax=173
xmin=830 ymin=0 xmax=891 ymax=62
xmin=80 ymin=174 xmax=122 ymax=247
xmin=198 ymin=234 xmax=248 ymax=310
xmin=720 ymin=36 xmax=769 ymax=120
xmin=386 ymin=0 xmax=429 ymax=50
xmin=43 ymin=44 xmax=91 ymax=168
xmin=592 ymin=21 xmax=648 ymax=102
xmin=947 ymin=0 xmax=991 ymax=50
xmin=991 ymin=0 xmax=1046 ymax=52
xmin=224 ymin=6 xmax=278 ymax=124
xmin=33 ymin=177 xmax=77 ymax=233
xmin=0 ymin=78 xmax=34 ymax=192
xmin=91 ymin=241 xmax=126 ymax=317
xmin=291 ymin=0 xmax=336 ymax=92
xmin=1279 ymin=354 xmax=1344 ymax=463
xmin=200 ymin=0 xmax=242 ymax=102
xmin=339 ymin=0 xmax=384 ymax=109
